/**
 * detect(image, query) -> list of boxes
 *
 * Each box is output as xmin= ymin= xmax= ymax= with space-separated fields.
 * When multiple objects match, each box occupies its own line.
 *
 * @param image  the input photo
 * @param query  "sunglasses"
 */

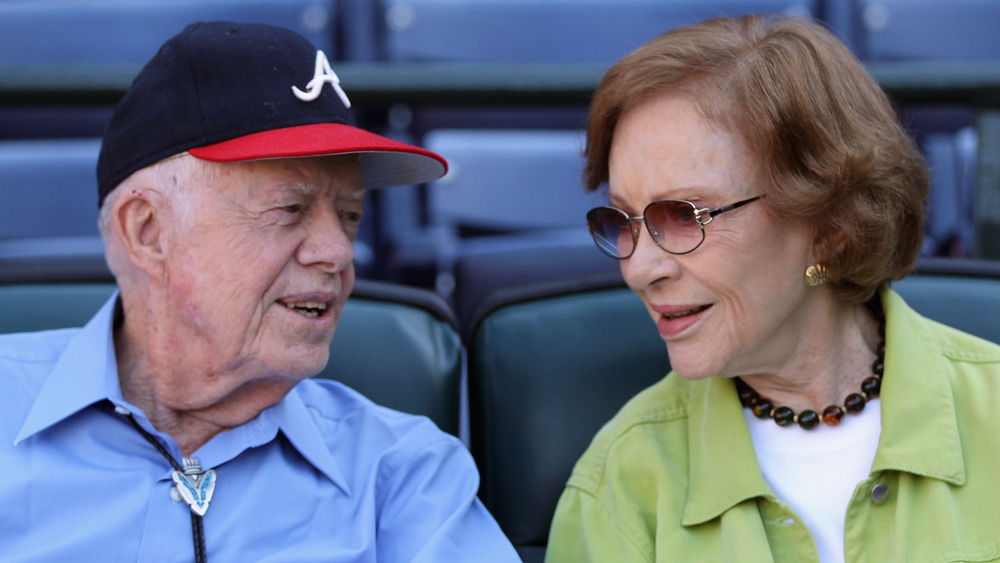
xmin=587 ymin=195 xmax=764 ymax=259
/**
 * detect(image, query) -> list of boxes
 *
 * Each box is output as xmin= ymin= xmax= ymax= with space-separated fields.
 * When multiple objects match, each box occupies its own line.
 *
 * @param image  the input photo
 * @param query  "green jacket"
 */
xmin=547 ymin=288 xmax=1000 ymax=562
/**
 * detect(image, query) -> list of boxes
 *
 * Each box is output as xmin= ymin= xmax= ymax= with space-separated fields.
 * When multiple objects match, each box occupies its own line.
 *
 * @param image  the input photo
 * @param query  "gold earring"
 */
xmin=804 ymin=263 xmax=830 ymax=287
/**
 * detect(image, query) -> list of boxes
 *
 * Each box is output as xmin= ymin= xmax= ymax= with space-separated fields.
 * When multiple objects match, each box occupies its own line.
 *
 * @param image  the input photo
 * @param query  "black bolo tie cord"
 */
xmin=125 ymin=414 xmax=208 ymax=563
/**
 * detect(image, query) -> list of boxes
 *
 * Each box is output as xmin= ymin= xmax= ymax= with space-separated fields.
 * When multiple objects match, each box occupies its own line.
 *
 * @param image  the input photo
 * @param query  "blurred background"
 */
xmin=2 ymin=0 xmax=999 ymax=329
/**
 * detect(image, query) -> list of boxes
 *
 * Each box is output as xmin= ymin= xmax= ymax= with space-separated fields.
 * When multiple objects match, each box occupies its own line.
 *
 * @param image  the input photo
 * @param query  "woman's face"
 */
xmin=609 ymin=94 xmax=817 ymax=380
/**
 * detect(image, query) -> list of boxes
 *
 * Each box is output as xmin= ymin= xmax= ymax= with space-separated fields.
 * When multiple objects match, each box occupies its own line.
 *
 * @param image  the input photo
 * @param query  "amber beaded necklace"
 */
xmin=735 ymin=300 xmax=885 ymax=430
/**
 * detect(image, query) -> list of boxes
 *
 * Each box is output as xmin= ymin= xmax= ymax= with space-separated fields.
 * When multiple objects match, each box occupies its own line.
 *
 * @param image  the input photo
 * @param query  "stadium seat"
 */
xmin=852 ymin=0 xmax=1000 ymax=62
xmin=843 ymin=0 xmax=1000 ymax=258
xmin=0 ymin=137 xmax=382 ymax=276
xmin=467 ymin=271 xmax=670 ymax=562
xmin=894 ymin=256 xmax=1000 ymax=345
xmin=0 ymin=272 xmax=463 ymax=436
xmin=327 ymin=279 xmax=463 ymax=435
xmin=466 ymin=257 xmax=1000 ymax=561
xmin=373 ymin=0 xmax=821 ymax=289
xmin=415 ymin=129 xmax=605 ymax=296
xmin=0 ymin=137 xmax=111 ymax=290
xmin=919 ymin=121 xmax=978 ymax=256
xmin=0 ymin=0 xmax=335 ymax=65
xmin=453 ymin=242 xmax=620 ymax=334
xmin=426 ymin=130 xmax=593 ymax=233
xmin=380 ymin=129 xmax=597 ymax=290
xmin=381 ymin=0 xmax=818 ymax=63
xmin=0 ymin=138 xmax=102 ymax=239
xmin=0 ymin=0 xmax=337 ymax=140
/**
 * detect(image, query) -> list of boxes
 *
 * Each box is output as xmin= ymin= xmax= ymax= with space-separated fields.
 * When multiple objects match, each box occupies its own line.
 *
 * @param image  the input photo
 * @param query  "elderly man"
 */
xmin=0 ymin=21 xmax=519 ymax=562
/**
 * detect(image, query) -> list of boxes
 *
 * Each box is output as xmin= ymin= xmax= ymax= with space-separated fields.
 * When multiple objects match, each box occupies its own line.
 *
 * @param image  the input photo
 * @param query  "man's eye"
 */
xmin=281 ymin=204 xmax=302 ymax=213
xmin=340 ymin=210 xmax=363 ymax=224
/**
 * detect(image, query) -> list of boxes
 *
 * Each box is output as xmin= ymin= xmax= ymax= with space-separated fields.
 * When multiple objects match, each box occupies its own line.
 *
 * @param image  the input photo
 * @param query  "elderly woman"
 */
xmin=546 ymin=15 xmax=1000 ymax=562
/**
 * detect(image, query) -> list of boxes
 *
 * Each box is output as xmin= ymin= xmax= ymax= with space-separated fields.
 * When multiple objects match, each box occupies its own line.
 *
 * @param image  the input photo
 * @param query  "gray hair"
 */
xmin=98 ymin=154 xmax=219 ymax=277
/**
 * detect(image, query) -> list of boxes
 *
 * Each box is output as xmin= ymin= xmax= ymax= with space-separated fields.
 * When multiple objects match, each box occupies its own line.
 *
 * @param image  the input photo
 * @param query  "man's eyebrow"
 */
xmin=277 ymin=182 xmax=321 ymax=196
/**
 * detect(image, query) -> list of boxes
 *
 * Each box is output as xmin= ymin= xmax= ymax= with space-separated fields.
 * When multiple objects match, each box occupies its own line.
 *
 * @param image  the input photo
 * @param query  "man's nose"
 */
xmin=297 ymin=208 xmax=355 ymax=271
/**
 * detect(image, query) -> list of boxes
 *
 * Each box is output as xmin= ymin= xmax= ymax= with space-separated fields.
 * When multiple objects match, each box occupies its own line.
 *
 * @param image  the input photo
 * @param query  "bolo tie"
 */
xmin=115 ymin=405 xmax=215 ymax=563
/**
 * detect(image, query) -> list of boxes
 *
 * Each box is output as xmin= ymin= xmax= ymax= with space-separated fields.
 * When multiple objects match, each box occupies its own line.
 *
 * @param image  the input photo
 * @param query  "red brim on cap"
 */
xmin=188 ymin=123 xmax=448 ymax=188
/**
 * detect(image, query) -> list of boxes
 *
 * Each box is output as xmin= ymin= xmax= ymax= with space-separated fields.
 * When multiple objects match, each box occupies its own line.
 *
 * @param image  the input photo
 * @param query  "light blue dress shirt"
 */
xmin=0 ymin=295 xmax=520 ymax=562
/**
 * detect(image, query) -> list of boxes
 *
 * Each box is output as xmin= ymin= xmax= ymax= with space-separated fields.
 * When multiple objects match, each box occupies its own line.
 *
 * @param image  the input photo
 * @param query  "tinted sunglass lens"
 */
xmin=587 ymin=207 xmax=633 ymax=258
xmin=645 ymin=201 xmax=704 ymax=254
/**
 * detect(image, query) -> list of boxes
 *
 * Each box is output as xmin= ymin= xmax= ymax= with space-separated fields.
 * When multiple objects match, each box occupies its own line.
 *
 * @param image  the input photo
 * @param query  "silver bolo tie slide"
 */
xmin=170 ymin=457 xmax=217 ymax=516
xmin=115 ymin=405 xmax=217 ymax=516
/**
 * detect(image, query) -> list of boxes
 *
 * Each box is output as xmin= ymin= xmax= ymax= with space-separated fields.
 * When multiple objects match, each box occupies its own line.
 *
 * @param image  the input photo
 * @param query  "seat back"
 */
xmin=894 ymin=257 xmax=1000 ymax=344
xmin=327 ymin=280 xmax=462 ymax=435
xmin=467 ymin=272 xmax=670 ymax=562
xmin=426 ymin=129 xmax=595 ymax=234
xmin=453 ymin=243 xmax=620 ymax=333
xmin=854 ymin=0 xmax=1000 ymax=62
xmin=0 ymin=276 xmax=463 ymax=435
xmin=374 ymin=0 xmax=819 ymax=287
xmin=0 ymin=0 xmax=337 ymax=140
xmin=421 ymin=129 xmax=606 ymax=296
xmin=381 ymin=0 xmax=818 ymax=63
xmin=0 ymin=0 xmax=335 ymax=65
xmin=0 ymin=138 xmax=102 ymax=239
xmin=467 ymin=257 xmax=1000 ymax=561
xmin=846 ymin=0 xmax=1000 ymax=257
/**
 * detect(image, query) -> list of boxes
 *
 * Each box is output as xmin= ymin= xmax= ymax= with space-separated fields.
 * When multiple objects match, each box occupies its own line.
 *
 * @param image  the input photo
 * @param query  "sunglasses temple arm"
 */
xmin=708 ymin=195 xmax=763 ymax=218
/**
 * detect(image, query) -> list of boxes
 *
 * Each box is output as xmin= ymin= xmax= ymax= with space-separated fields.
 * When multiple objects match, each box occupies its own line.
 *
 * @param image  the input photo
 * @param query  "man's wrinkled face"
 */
xmin=160 ymin=155 xmax=364 ymax=385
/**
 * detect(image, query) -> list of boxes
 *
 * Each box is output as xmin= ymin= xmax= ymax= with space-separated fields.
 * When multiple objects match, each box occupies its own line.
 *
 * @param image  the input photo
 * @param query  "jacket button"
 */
xmin=870 ymin=482 xmax=889 ymax=504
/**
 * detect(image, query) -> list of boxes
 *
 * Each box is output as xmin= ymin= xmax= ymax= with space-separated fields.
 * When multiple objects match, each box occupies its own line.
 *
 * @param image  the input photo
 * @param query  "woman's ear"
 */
xmin=113 ymin=188 xmax=167 ymax=279
xmin=812 ymin=226 xmax=849 ymax=267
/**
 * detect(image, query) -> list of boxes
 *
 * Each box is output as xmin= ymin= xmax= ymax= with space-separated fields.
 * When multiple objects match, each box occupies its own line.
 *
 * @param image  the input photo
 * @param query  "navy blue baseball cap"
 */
xmin=97 ymin=21 xmax=446 ymax=207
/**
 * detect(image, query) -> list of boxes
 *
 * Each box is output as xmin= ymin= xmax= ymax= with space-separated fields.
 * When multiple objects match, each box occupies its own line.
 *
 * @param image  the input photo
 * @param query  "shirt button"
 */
xmin=870 ymin=482 xmax=889 ymax=504
xmin=170 ymin=486 xmax=183 ymax=503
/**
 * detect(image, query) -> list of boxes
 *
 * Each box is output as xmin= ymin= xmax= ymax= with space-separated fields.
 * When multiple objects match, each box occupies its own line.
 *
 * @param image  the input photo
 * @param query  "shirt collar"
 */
xmin=269 ymin=388 xmax=352 ymax=497
xmin=14 ymin=292 xmax=353 ymax=496
xmin=15 ymin=293 xmax=124 ymax=444
xmin=183 ymin=389 xmax=351 ymax=496
xmin=681 ymin=287 xmax=967 ymax=525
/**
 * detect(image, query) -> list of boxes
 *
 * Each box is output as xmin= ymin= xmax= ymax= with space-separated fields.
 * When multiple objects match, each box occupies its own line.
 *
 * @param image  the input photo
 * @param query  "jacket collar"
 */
xmin=683 ymin=374 xmax=770 ymax=526
xmin=871 ymin=288 xmax=965 ymax=485
xmin=681 ymin=288 xmax=966 ymax=526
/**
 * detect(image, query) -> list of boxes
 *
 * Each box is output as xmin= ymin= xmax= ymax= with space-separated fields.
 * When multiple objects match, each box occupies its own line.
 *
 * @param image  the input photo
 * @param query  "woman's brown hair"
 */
xmin=585 ymin=15 xmax=928 ymax=302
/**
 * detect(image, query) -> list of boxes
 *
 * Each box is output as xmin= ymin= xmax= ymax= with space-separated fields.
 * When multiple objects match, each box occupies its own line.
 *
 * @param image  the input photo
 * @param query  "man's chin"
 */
xmin=263 ymin=346 xmax=331 ymax=381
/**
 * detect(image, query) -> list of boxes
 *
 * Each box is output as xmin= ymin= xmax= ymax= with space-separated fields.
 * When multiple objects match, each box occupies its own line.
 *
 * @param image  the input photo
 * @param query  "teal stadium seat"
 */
xmin=466 ymin=257 xmax=1000 ymax=561
xmin=467 ymin=272 xmax=669 ymax=563
xmin=0 ymin=276 xmax=463 ymax=436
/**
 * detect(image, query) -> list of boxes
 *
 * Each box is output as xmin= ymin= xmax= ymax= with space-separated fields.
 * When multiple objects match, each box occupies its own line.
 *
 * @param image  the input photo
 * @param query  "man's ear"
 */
xmin=113 ymin=189 xmax=167 ymax=279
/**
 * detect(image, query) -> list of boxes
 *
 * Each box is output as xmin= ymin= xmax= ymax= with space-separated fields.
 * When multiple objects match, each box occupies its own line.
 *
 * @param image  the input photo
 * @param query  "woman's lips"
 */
xmin=654 ymin=304 xmax=711 ymax=338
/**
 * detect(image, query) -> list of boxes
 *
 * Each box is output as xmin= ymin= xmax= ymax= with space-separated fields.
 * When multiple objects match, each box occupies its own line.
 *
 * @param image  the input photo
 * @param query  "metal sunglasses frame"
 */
xmin=587 ymin=195 xmax=765 ymax=259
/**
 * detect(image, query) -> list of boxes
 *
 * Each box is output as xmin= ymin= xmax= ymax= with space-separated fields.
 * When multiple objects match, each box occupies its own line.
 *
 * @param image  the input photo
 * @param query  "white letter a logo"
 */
xmin=292 ymin=50 xmax=351 ymax=108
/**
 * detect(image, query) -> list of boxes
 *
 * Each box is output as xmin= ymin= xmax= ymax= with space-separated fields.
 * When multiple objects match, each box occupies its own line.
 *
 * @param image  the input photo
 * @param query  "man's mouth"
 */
xmin=280 ymin=300 xmax=329 ymax=319
xmin=662 ymin=304 xmax=710 ymax=321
